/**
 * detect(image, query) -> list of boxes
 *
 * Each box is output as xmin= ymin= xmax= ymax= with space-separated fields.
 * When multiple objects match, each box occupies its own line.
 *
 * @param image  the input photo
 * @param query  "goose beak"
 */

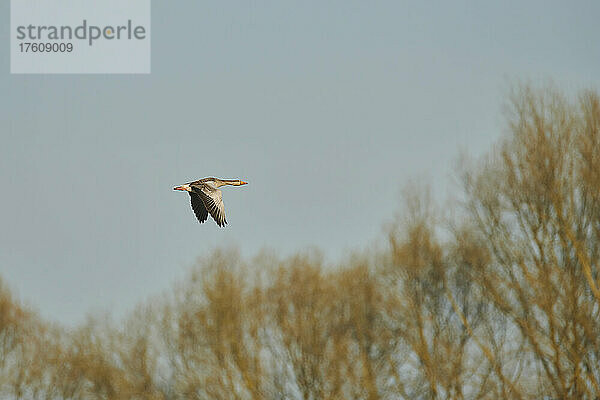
xmin=174 ymin=185 xmax=190 ymax=191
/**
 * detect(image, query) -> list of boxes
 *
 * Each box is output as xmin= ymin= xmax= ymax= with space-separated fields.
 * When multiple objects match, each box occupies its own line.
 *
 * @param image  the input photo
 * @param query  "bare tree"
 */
xmin=460 ymin=84 xmax=600 ymax=398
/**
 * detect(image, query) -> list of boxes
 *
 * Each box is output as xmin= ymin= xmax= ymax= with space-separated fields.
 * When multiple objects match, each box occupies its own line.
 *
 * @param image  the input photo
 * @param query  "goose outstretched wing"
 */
xmin=197 ymin=188 xmax=227 ymax=227
xmin=189 ymin=192 xmax=209 ymax=223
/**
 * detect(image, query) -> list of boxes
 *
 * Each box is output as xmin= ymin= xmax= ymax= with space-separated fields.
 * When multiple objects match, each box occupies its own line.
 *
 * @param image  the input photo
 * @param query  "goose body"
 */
xmin=174 ymin=177 xmax=248 ymax=227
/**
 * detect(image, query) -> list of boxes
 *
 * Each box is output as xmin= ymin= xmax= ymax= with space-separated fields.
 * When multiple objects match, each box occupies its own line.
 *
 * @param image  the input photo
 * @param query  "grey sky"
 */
xmin=1 ymin=1 xmax=599 ymax=326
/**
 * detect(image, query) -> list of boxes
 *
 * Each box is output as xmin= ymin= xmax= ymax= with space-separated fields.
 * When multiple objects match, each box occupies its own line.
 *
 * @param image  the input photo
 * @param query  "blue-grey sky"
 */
xmin=2 ymin=1 xmax=599 ymax=326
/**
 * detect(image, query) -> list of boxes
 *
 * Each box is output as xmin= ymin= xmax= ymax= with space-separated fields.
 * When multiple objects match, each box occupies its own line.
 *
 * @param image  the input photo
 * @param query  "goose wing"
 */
xmin=197 ymin=187 xmax=227 ymax=227
xmin=189 ymin=192 xmax=209 ymax=223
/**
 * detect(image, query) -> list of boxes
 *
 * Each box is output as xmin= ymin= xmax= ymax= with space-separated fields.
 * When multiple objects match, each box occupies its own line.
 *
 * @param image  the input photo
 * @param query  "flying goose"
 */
xmin=174 ymin=177 xmax=248 ymax=227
